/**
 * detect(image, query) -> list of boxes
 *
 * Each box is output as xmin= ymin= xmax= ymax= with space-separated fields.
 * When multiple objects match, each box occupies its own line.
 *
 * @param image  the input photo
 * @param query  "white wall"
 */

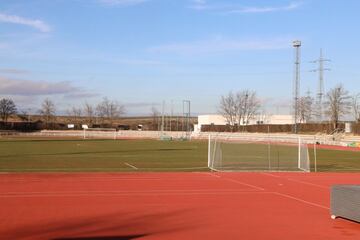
xmin=197 ymin=114 xmax=295 ymax=131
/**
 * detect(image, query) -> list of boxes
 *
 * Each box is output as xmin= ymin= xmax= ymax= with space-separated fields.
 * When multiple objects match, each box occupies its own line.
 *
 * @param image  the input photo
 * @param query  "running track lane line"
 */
xmin=261 ymin=173 xmax=329 ymax=189
xmin=206 ymin=172 xmax=265 ymax=191
xmin=206 ymin=173 xmax=329 ymax=210
xmin=272 ymin=192 xmax=329 ymax=210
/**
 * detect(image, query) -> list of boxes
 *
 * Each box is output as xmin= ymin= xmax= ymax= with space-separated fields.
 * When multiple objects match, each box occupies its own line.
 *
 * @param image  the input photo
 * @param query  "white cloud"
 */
xmin=229 ymin=2 xmax=302 ymax=14
xmin=0 ymin=13 xmax=51 ymax=32
xmin=149 ymin=37 xmax=292 ymax=55
xmin=193 ymin=0 xmax=206 ymax=3
xmin=189 ymin=1 xmax=303 ymax=14
xmin=0 ymin=77 xmax=77 ymax=95
xmin=0 ymin=68 xmax=30 ymax=75
xmin=64 ymin=92 xmax=100 ymax=99
xmin=189 ymin=0 xmax=224 ymax=10
xmin=117 ymin=59 xmax=163 ymax=65
xmin=0 ymin=77 xmax=97 ymax=99
xmin=0 ymin=77 xmax=98 ymax=111
xmin=98 ymin=0 xmax=149 ymax=6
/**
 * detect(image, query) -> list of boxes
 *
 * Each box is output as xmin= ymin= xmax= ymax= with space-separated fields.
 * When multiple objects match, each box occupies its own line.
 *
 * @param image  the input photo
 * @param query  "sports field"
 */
xmin=1 ymin=137 xmax=360 ymax=172
xmin=1 ymin=137 xmax=360 ymax=239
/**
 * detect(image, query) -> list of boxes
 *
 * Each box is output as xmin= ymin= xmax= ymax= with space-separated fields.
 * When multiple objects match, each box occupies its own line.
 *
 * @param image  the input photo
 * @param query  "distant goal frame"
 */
xmin=83 ymin=128 xmax=118 ymax=140
xmin=207 ymin=134 xmax=311 ymax=172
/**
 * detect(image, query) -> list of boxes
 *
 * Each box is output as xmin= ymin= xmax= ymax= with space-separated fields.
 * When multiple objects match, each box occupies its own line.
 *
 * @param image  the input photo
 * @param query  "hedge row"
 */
xmin=0 ymin=121 xmax=193 ymax=132
xmin=201 ymin=123 xmax=347 ymax=134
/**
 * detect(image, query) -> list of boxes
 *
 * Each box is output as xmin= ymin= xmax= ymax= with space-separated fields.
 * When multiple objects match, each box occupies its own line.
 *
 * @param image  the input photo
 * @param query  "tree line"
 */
xmin=219 ymin=84 xmax=357 ymax=129
xmin=0 ymin=84 xmax=358 ymax=130
xmin=0 ymin=97 xmax=125 ymax=127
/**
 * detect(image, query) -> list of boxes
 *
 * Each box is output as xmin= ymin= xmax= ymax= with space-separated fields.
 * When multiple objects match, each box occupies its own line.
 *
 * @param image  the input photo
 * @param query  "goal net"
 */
xmin=83 ymin=128 xmax=117 ymax=140
xmin=208 ymin=135 xmax=310 ymax=172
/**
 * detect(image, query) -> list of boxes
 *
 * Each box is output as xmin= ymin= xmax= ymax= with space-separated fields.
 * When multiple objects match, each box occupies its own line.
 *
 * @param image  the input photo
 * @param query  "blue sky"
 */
xmin=0 ymin=0 xmax=359 ymax=116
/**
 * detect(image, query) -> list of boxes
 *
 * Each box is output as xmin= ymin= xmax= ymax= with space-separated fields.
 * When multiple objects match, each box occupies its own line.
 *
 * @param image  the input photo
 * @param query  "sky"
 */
xmin=0 ymin=0 xmax=360 ymax=116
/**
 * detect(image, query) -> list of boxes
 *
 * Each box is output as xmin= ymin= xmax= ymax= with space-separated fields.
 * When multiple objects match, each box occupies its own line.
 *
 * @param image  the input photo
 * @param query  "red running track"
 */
xmin=0 ymin=172 xmax=359 ymax=240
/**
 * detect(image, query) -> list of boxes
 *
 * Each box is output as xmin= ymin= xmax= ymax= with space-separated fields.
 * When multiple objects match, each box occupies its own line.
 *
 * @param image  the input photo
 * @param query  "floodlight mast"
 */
xmin=293 ymin=40 xmax=301 ymax=134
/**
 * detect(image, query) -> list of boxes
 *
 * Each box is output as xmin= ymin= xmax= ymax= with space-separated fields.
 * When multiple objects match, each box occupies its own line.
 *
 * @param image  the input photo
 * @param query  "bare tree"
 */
xmin=17 ymin=109 xmax=31 ymax=122
xmin=151 ymin=106 xmax=161 ymax=130
xmin=96 ymin=97 xmax=125 ymax=124
xmin=219 ymin=92 xmax=237 ymax=126
xmin=298 ymin=95 xmax=313 ymax=123
xmin=324 ymin=85 xmax=351 ymax=129
xmin=351 ymin=94 xmax=360 ymax=122
xmin=40 ymin=98 xmax=56 ymax=126
xmin=0 ymin=98 xmax=17 ymax=122
xmin=239 ymin=90 xmax=261 ymax=125
xmin=83 ymin=102 xmax=95 ymax=125
xmin=67 ymin=106 xmax=82 ymax=124
xmin=219 ymin=90 xmax=261 ymax=128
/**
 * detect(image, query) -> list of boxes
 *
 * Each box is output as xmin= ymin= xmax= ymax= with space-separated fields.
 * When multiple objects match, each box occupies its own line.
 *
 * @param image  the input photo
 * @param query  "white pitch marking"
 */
xmin=272 ymin=192 xmax=329 ymax=210
xmin=124 ymin=162 xmax=138 ymax=170
xmin=202 ymin=173 xmax=265 ymax=191
xmin=221 ymin=177 xmax=265 ymax=191
xmin=286 ymin=178 xmax=329 ymax=189
xmin=261 ymin=172 xmax=328 ymax=189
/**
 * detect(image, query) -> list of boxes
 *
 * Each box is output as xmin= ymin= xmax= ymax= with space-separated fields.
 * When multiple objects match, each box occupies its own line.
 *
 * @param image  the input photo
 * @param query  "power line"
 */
xmin=310 ymin=49 xmax=331 ymax=122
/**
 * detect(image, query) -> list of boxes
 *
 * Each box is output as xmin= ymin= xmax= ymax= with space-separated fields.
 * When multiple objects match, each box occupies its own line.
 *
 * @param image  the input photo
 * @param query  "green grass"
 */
xmin=309 ymin=147 xmax=360 ymax=172
xmin=0 ymin=137 xmax=360 ymax=172
xmin=0 ymin=138 xmax=207 ymax=172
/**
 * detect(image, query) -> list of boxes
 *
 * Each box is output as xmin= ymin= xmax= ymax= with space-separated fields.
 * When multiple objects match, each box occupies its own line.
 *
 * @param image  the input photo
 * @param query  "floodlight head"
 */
xmin=293 ymin=40 xmax=301 ymax=47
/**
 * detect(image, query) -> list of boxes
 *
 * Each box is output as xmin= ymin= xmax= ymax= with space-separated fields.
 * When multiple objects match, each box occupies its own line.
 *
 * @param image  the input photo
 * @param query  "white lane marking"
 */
xmin=272 ymin=192 xmax=329 ymax=210
xmin=286 ymin=178 xmax=329 ymax=189
xmin=202 ymin=173 xmax=265 ymax=191
xmin=261 ymin=172 xmax=282 ymax=178
xmin=221 ymin=177 xmax=265 ymax=191
xmin=261 ymin=172 xmax=329 ymax=189
xmin=124 ymin=163 xmax=138 ymax=170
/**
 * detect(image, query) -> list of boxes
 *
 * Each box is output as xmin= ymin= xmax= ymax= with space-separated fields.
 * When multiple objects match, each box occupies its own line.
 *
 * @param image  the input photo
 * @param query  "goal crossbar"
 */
xmin=83 ymin=128 xmax=117 ymax=140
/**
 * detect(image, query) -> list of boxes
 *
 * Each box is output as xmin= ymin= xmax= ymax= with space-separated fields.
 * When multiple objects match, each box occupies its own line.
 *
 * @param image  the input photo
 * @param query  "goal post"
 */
xmin=208 ymin=134 xmax=223 ymax=171
xmin=298 ymin=137 xmax=310 ymax=172
xmin=83 ymin=128 xmax=117 ymax=140
xmin=208 ymin=135 xmax=310 ymax=172
xmin=208 ymin=134 xmax=211 ymax=169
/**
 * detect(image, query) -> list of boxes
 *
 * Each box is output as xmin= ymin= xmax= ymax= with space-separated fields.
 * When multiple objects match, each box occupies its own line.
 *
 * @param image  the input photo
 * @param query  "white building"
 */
xmin=194 ymin=114 xmax=295 ymax=132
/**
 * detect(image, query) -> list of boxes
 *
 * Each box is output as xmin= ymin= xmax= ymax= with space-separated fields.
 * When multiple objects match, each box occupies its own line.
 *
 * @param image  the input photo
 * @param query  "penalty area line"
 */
xmin=124 ymin=162 xmax=138 ymax=170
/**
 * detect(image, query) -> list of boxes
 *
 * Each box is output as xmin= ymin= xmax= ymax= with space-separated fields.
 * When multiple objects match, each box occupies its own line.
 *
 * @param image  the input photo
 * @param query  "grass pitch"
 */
xmin=0 ymin=137 xmax=360 ymax=172
xmin=0 ymin=138 xmax=207 ymax=172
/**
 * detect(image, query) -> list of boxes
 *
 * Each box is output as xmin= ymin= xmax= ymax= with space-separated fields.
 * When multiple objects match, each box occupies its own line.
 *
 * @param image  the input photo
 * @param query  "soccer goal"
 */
xmin=83 ymin=128 xmax=117 ymax=140
xmin=208 ymin=135 xmax=310 ymax=172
